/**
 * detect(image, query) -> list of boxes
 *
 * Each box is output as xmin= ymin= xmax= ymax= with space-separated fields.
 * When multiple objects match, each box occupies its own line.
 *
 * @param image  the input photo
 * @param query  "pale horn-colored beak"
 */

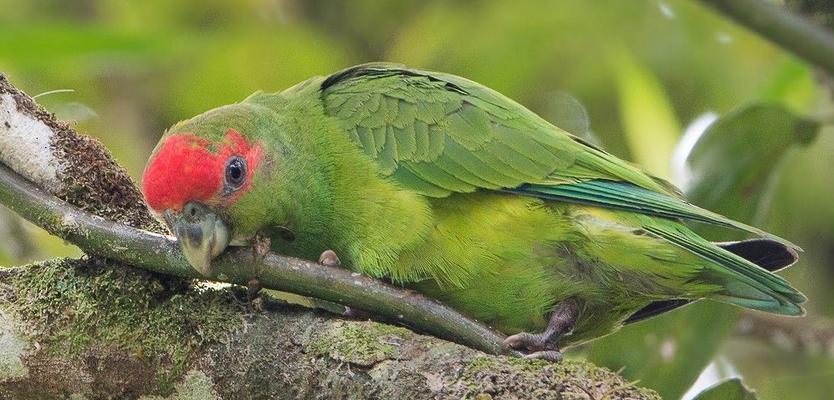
xmin=164 ymin=203 xmax=231 ymax=277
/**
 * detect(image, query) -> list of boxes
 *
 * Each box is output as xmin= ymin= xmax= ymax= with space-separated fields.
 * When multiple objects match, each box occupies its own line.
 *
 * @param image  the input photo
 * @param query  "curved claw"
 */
xmin=503 ymin=332 xmax=554 ymax=352
xmin=318 ymin=249 xmax=341 ymax=268
xmin=502 ymin=299 xmax=579 ymax=361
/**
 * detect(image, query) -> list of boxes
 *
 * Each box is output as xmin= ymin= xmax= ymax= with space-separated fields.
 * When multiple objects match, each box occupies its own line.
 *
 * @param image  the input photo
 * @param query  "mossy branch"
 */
xmin=0 ymin=74 xmax=515 ymax=358
xmin=0 ymin=259 xmax=659 ymax=399
xmin=699 ymin=0 xmax=834 ymax=76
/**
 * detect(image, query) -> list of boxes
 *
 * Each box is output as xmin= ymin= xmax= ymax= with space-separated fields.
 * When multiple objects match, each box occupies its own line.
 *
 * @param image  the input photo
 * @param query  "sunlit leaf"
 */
xmin=616 ymin=50 xmax=680 ymax=179
xmin=692 ymin=378 xmax=757 ymax=400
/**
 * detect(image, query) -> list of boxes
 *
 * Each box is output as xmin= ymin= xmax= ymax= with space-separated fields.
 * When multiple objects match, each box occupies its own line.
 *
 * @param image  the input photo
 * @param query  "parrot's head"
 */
xmin=142 ymin=104 xmax=273 ymax=277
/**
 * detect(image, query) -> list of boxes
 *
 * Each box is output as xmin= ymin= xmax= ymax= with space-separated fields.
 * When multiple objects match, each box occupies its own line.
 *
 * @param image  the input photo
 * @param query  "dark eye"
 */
xmin=225 ymin=156 xmax=247 ymax=189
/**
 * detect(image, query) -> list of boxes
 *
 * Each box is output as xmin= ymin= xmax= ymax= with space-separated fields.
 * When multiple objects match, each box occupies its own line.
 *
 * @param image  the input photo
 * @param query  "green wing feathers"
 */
xmin=320 ymin=63 xmax=673 ymax=196
xmin=318 ymin=63 xmax=805 ymax=315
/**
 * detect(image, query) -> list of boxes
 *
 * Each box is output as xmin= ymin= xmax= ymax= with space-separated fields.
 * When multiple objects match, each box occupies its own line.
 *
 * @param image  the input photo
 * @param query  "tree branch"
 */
xmin=698 ymin=0 xmax=834 ymax=77
xmin=0 ymin=258 xmax=658 ymax=399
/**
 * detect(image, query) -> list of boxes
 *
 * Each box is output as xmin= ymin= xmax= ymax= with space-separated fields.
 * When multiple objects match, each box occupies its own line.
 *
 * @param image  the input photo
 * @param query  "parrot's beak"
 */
xmin=163 ymin=204 xmax=231 ymax=277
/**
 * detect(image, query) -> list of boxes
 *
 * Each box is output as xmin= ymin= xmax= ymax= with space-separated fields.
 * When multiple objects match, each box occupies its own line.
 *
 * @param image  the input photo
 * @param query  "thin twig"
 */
xmin=0 ymin=162 xmax=517 ymax=357
xmin=699 ymin=0 xmax=834 ymax=77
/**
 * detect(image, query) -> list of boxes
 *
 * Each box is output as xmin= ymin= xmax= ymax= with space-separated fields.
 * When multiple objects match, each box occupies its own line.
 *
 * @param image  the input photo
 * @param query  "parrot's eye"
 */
xmin=224 ymin=156 xmax=247 ymax=190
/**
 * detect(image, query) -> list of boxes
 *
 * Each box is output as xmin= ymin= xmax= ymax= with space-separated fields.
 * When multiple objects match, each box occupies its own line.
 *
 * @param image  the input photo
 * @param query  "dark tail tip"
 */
xmin=717 ymin=239 xmax=799 ymax=272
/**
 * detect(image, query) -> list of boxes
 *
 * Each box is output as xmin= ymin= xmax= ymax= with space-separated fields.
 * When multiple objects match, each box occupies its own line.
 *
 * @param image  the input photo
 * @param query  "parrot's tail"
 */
xmin=703 ymin=238 xmax=804 ymax=315
xmin=646 ymin=224 xmax=806 ymax=316
xmin=625 ymin=238 xmax=800 ymax=324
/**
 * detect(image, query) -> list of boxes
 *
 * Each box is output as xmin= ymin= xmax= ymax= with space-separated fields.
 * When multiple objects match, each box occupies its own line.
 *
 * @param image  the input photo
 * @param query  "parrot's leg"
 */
xmin=247 ymin=233 xmax=273 ymax=301
xmin=502 ymin=299 xmax=579 ymax=361
xmin=246 ymin=279 xmax=263 ymax=298
xmin=252 ymin=233 xmax=272 ymax=263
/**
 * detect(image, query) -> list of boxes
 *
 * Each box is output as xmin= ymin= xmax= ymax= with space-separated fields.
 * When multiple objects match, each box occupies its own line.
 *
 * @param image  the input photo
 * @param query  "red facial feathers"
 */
xmin=142 ymin=129 xmax=263 ymax=212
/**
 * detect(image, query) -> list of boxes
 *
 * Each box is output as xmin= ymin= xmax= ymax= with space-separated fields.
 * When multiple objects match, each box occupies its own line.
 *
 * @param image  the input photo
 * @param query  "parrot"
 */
xmin=141 ymin=63 xmax=805 ymax=360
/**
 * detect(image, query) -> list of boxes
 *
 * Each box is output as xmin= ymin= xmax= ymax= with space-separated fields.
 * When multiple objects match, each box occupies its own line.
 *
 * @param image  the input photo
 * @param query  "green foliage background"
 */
xmin=1 ymin=1 xmax=832 ymax=398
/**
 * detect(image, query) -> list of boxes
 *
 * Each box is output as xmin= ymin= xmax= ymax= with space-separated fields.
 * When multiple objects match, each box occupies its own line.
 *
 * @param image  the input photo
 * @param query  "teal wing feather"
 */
xmin=318 ymin=63 xmax=797 ymax=249
xmin=513 ymin=180 xmax=796 ymax=249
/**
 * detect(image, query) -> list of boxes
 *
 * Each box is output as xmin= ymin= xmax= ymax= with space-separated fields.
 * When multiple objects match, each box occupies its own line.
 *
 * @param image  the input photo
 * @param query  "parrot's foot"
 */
xmin=247 ymin=278 xmax=263 ymax=298
xmin=245 ymin=233 xmax=271 ymax=308
xmin=252 ymin=233 xmax=272 ymax=262
xmin=246 ymin=232 xmax=272 ymax=289
xmin=318 ymin=249 xmax=341 ymax=268
xmin=246 ymin=278 xmax=265 ymax=310
xmin=503 ymin=299 xmax=579 ymax=360
xmin=317 ymin=249 xmax=369 ymax=319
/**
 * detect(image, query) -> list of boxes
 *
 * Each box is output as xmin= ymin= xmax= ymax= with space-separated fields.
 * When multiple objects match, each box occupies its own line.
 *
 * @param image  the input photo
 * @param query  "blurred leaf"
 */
xmin=758 ymin=58 xmax=816 ymax=113
xmin=585 ymin=301 xmax=738 ymax=400
xmin=685 ymin=103 xmax=819 ymax=238
xmin=50 ymin=102 xmax=99 ymax=123
xmin=0 ymin=24 xmax=176 ymax=68
xmin=721 ymin=337 xmax=834 ymax=400
xmin=164 ymin=25 xmax=350 ymax=119
xmin=586 ymin=103 xmax=819 ymax=399
xmin=616 ymin=50 xmax=680 ymax=179
xmin=692 ymin=378 xmax=757 ymax=400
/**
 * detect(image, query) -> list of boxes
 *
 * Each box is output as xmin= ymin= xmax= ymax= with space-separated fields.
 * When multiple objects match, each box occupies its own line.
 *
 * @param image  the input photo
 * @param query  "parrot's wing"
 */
xmin=320 ymin=63 xmax=670 ymax=194
xmin=318 ymin=63 xmax=795 ymax=248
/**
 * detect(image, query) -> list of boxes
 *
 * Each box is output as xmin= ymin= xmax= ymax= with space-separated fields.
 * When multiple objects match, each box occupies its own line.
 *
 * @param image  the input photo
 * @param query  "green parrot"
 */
xmin=141 ymin=63 xmax=805 ymax=360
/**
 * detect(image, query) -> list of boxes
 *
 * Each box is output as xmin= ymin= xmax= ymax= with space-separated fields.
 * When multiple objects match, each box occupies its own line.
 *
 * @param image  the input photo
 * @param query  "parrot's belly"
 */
xmin=387 ymin=192 xmax=658 ymax=346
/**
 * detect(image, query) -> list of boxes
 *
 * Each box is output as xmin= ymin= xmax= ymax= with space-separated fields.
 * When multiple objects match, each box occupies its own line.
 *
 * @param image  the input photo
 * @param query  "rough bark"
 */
xmin=0 ymin=73 xmax=660 ymax=399
xmin=0 ymin=259 xmax=658 ymax=400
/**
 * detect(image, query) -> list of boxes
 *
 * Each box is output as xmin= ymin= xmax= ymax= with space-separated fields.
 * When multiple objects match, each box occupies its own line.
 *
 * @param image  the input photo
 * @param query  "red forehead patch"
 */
xmin=142 ymin=129 xmax=263 ymax=212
